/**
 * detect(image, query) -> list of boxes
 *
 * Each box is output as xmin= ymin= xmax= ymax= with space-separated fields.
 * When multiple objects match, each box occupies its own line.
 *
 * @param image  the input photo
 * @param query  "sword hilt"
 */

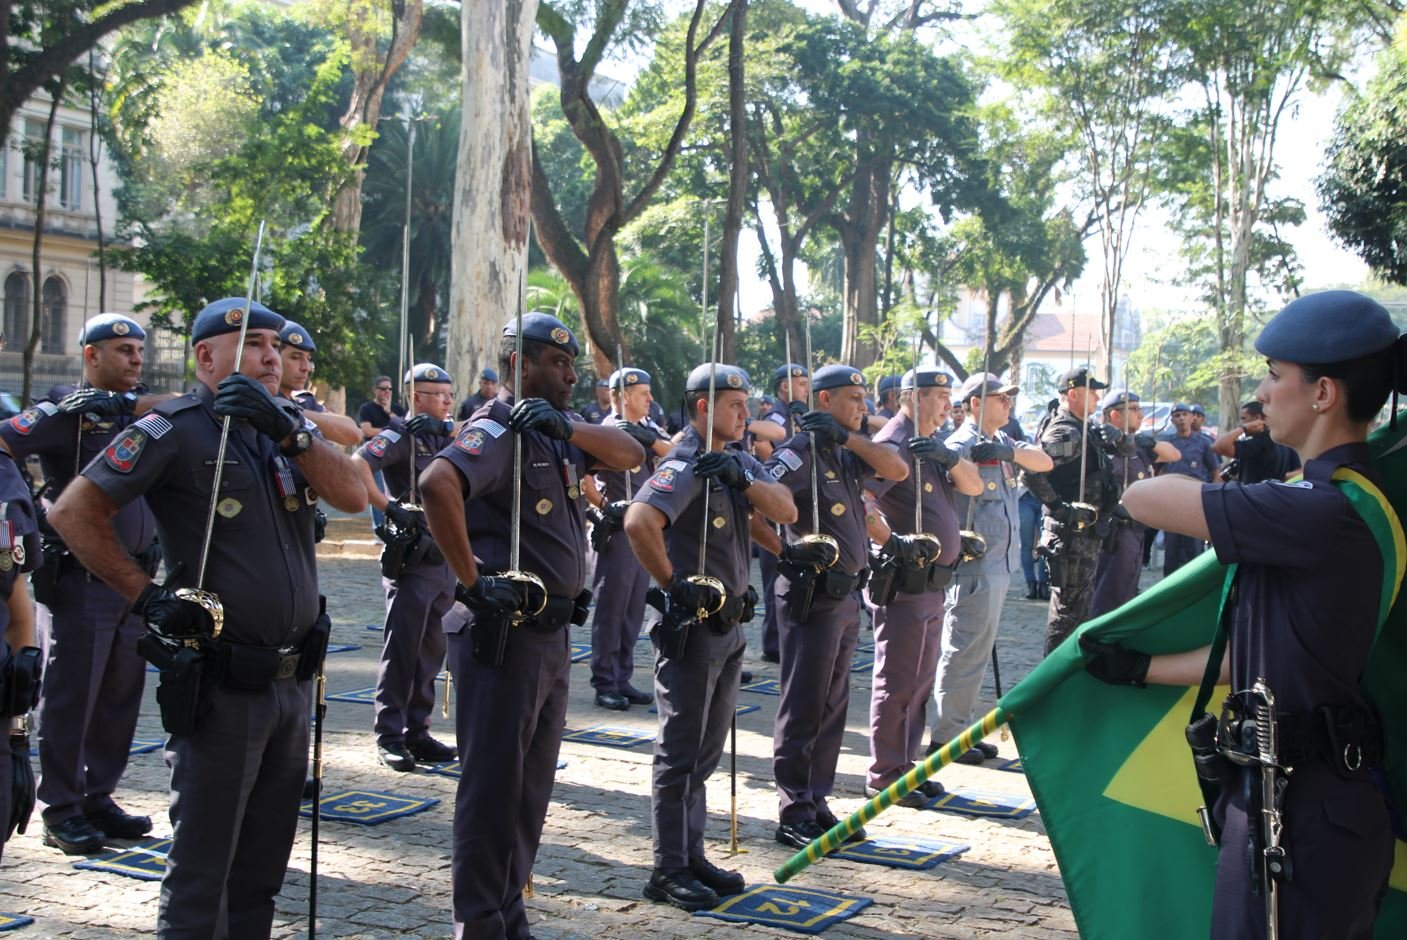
xmin=501 ymin=570 xmax=548 ymax=621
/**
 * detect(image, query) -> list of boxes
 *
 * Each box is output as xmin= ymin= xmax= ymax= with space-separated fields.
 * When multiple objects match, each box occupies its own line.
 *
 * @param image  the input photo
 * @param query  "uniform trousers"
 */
xmin=36 ymin=570 xmax=146 ymax=823
xmin=774 ymin=587 xmax=862 ymax=823
xmin=1017 ymin=493 xmax=1048 ymax=585
xmin=1211 ymin=765 xmax=1392 ymax=939
xmin=1090 ymin=525 xmax=1143 ymax=618
xmin=932 ymin=571 xmax=1010 ymax=746
xmin=589 ymin=534 xmax=649 ymax=694
xmin=758 ymin=551 xmax=780 ymax=659
xmin=158 ymin=676 xmax=311 ymax=939
xmin=651 ymin=620 xmax=744 ymax=868
xmin=447 ymin=624 xmax=569 ymax=940
xmin=375 ymin=561 xmax=455 ymax=746
xmin=1042 ymin=526 xmax=1101 ymax=655
xmin=866 ymin=588 xmax=943 ymax=790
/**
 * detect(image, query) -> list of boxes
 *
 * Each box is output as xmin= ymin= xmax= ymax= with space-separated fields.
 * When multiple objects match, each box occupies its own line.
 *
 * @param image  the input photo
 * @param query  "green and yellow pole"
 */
xmin=773 ymin=705 xmax=1011 ymax=883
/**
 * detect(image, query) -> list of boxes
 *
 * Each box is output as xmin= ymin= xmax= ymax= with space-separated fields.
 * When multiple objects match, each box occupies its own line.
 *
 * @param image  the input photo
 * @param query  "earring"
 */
xmin=1312 ymin=403 xmax=1320 ymax=412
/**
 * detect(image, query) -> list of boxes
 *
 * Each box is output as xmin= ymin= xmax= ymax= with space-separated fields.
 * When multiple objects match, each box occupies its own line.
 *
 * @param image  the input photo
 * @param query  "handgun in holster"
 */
xmin=867 ymin=553 xmax=899 ymax=606
xmin=376 ymin=514 xmax=423 ymax=580
xmin=464 ymin=573 xmax=548 ymax=667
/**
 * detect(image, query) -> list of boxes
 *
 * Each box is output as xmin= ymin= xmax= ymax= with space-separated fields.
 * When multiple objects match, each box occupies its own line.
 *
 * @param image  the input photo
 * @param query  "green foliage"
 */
xmin=1319 ymin=23 xmax=1407 ymax=284
xmin=1122 ymin=316 xmax=1262 ymax=422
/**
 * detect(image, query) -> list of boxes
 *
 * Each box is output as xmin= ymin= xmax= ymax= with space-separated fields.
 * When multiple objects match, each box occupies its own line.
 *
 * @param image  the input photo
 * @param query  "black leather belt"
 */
xmin=1216 ymin=700 xmax=1383 ymax=775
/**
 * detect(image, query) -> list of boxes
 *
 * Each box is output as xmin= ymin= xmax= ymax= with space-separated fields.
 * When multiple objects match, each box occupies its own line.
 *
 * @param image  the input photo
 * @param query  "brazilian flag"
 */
xmin=1005 ymin=423 xmax=1407 ymax=938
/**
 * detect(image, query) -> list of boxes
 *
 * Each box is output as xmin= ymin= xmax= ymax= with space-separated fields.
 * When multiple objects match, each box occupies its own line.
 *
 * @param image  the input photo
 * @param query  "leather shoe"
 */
xmin=406 ymin=736 xmax=457 ymax=763
xmin=815 ymin=809 xmax=866 ymax=844
xmin=689 ymin=856 xmax=745 ymax=896
xmin=84 ymin=807 xmax=152 ymax=839
xmin=643 ymin=867 xmax=719 ymax=911
xmin=43 ymin=816 xmax=106 ymax=855
xmin=975 ymin=741 xmax=999 ymax=759
xmin=774 ymin=819 xmax=826 ymax=850
xmin=740 ymin=670 xmax=753 ymax=684
xmin=955 ymin=747 xmax=988 ymax=765
xmin=917 ymin=779 xmax=946 ymax=799
xmin=761 ymin=650 xmax=780 ymax=663
xmin=866 ymin=785 xmax=927 ymax=809
xmin=594 ymin=691 xmax=630 ymax=711
xmin=620 ymin=685 xmax=654 ymax=706
xmin=377 ymin=742 xmax=416 ymax=772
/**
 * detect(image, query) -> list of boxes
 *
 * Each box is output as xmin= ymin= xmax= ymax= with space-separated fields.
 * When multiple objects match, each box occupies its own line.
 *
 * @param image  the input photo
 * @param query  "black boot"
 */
xmin=1024 ymin=580 xmax=1039 ymax=600
xmin=644 ymin=867 xmax=719 ymax=911
xmin=1037 ymin=579 xmax=1050 ymax=600
xmin=689 ymin=856 xmax=746 ymax=896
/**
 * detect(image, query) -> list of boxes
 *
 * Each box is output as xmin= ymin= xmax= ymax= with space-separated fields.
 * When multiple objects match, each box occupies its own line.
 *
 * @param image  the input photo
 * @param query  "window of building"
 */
xmin=41 ymin=276 xmax=66 ymax=354
xmin=60 ymin=127 xmax=83 ymax=211
xmin=3 ymin=272 xmax=30 ymax=348
xmin=21 ymin=119 xmax=44 ymax=203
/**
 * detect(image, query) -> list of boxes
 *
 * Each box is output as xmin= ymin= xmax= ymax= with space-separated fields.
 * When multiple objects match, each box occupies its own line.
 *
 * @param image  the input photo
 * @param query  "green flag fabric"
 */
xmin=1002 ymin=426 xmax=1407 ymax=939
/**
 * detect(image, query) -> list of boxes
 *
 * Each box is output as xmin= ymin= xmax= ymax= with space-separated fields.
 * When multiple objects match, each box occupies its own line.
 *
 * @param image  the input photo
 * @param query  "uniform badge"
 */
xmin=567 ymin=485 xmax=580 ymax=500
xmin=824 ymin=470 xmax=836 ymax=479
xmin=225 ymin=307 xmax=244 ymax=327
xmin=456 ymin=429 xmax=486 ymax=456
xmin=288 ymin=331 xmax=303 ymax=345
xmin=217 ymin=498 xmax=243 ymax=519
xmin=923 ymin=482 xmax=933 ymax=493
xmin=987 ymin=480 xmax=998 ymax=491
xmin=1137 ymin=471 xmax=1145 ymax=479
xmin=726 ymin=373 xmax=742 ymax=388
xmin=830 ymin=502 xmax=846 ymax=516
xmin=1190 ymin=460 xmax=1199 ymax=468
xmin=367 ymin=435 xmax=391 ymax=458
xmin=0 ymin=551 xmax=12 ymax=572
xmin=9 ymin=408 xmax=44 ymax=435
xmin=103 ymin=428 xmax=148 ymax=473
xmin=770 ymin=464 xmax=787 ymax=480
xmin=112 ymin=321 xmax=130 ymax=336
xmin=284 ymin=495 xmax=300 ymax=512
xmin=535 ymin=498 xmax=553 ymax=515
xmin=650 ymin=467 xmax=677 ymax=492
xmin=551 ymin=327 xmax=571 ymax=346
xmin=712 ymin=516 xmax=725 ymax=529
xmin=11 ymin=542 xmax=23 ymax=566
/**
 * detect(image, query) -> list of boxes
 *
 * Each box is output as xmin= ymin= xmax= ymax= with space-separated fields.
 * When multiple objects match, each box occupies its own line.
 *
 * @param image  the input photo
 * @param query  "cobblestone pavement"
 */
xmin=1 ymin=544 xmax=1165 ymax=938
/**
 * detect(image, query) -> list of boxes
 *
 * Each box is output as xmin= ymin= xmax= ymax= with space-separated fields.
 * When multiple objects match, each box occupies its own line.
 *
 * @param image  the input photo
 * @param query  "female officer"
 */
xmin=1084 ymin=289 xmax=1403 ymax=938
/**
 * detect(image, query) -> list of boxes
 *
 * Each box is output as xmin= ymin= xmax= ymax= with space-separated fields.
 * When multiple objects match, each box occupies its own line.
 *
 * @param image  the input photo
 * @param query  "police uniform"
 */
xmin=278 ymin=321 xmax=324 ymax=415
xmin=434 ymin=314 xmax=593 ymax=939
xmin=864 ymin=368 xmax=961 ymax=794
xmin=756 ymin=365 xmax=806 ymax=663
xmin=589 ymin=368 xmax=661 ymax=707
xmin=766 ymin=364 xmax=873 ymax=836
xmin=0 ymin=314 xmax=159 ymax=852
xmin=360 ymin=364 xmax=457 ymax=765
xmin=0 ymin=447 xmax=41 ymax=864
xmin=457 ymin=369 xmax=500 ymax=422
xmin=1022 ymin=368 xmax=1117 ymax=654
xmin=579 ymin=379 xmax=610 ymax=424
xmin=936 ymin=373 xmax=1031 ymax=758
xmin=876 ymin=374 xmax=900 ymax=421
xmin=1159 ymin=404 xmax=1220 ymax=575
xmin=634 ymin=364 xmax=763 ymax=903
xmin=1090 ymin=390 xmax=1157 ymax=618
xmin=81 ymin=298 xmax=328 ymax=937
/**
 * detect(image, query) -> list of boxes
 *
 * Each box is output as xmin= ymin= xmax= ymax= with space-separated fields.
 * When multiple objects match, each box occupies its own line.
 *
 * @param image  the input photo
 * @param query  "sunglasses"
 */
xmin=375 ymin=385 xmax=392 ymax=392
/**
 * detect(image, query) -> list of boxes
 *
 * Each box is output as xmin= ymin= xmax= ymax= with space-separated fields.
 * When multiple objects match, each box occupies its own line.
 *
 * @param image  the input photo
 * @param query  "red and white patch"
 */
xmin=455 ymin=428 xmax=487 ymax=456
xmin=103 ymin=429 xmax=148 ymax=473
xmin=9 ymin=408 xmax=43 ymax=435
xmin=367 ymin=435 xmax=390 ymax=458
xmin=649 ymin=466 xmax=677 ymax=492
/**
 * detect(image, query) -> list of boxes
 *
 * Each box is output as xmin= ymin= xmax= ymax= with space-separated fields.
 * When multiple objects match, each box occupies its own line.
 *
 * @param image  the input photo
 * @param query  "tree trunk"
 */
xmin=447 ymin=0 xmax=536 ymax=393
xmin=25 ymin=80 xmax=63 ymax=405
xmin=88 ymin=50 xmax=107 ymax=311
xmin=714 ymin=0 xmax=747 ymax=362
xmin=330 ymin=0 xmax=425 ymax=235
xmin=839 ymin=161 xmax=887 ymax=369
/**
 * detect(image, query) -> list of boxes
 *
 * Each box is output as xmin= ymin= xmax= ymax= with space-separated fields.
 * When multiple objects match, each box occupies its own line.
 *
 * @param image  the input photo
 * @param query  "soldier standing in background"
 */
xmin=277 ymin=321 xmax=362 ymax=446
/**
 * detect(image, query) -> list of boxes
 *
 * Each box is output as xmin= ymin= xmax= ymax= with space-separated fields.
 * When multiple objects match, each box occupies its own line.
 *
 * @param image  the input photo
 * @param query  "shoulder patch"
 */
xmin=471 ymin=418 xmax=507 ymax=439
xmin=455 ymin=427 xmax=487 ymax=456
xmin=379 ymin=429 xmax=402 ymax=444
xmin=35 ymin=401 xmax=58 ymax=417
xmin=9 ymin=408 xmax=45 ymax=435
xmin=1269 ymin=480 xmax=1313 ymax=489
xmin=775 ymin=448 xmax=803 ymax=473
xmin=767 ymin=412 xmax=787 ymax=426
xmin=659 ymin=459 xmax=688 ymax=473
xmin=770 ymin=463 xmax=788 ymax=480
xmin=649 ymin=466 xmax=678 ymax=492
xmin=367 ymin=434 xmax=392 ymax=458
xmin=103 ymin=428 xmax=149 ymax=473
xmin=132 ymin=413 xmax=173 ymax=440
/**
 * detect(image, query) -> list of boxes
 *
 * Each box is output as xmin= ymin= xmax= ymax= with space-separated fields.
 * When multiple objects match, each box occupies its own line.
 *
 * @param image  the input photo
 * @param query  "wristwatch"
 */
xmin=741 ymin=468 xmax=755 ymax=489
xmin=281 ymin=428 xmax=314 ymax=458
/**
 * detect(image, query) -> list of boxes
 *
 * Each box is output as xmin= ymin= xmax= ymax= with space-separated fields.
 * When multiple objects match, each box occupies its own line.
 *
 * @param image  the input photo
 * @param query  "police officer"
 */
xmin=579 ymin=378 xmax=612 ymax=424
xmin=1085 ymin=289 xmax=1403 ymax=938
xmin=49 ymin=297 xmax=367 ymax=937
xmin=457 ymin=368 xmax=500 ymax=421
xmin=1089 ymin=390 xmax=1178 ymax=618
xmin=936 ymin=373 xmax=1051 ymax=763
xmin=586 ymin=366 xmax=670 ymax=711
xmin=0 ymin=313 xmax=161 ymax=855
xmin=1158 ymin=403 xmax=1221 ymax=574
xmin=862 ymin=367 xmax=980 ymax=804
xmin=419 ymin=312 xmax=642 ymax=939
xmin=751 ymin=364 xmax=807 ymax=663
xmin=277 ymin=320 xmax=362 ymax=446
xmin=763 ymin=364 xmax=910 ymax=848
xmin=875 ymin=375 xmax=900 ymax=420
xmin=1210 ymin=400 xmax=1301 ymax=483
xmin=354 ymin=363 xmax=459 ymax=770
xmin=626 ymin=363 xmax=795 ymax=910
xmin=1023 ymin=367 xmax=1117 ymax=654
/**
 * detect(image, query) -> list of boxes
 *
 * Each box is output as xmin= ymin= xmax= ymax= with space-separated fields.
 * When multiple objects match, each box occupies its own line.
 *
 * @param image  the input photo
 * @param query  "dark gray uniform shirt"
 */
xmin=866 ymin=412 xmax=961 ymax=567
xmin=83 ymin=384 xmax=322 ymax=647
xmin=358 ymin=417 xmax=451 ymax=500
xmin=594 ymin=410 xmax=662 ymax=503
xmin=765 ymin=433 xmax=873 ymax=575
xmin=633 ymin=427 xmax=764 ymax=597
xmin=1161 ymin=430 xmax=1220 ymax=482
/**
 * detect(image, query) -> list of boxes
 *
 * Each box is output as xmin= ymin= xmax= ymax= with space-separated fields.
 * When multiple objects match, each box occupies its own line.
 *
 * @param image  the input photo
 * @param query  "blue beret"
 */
xmin=191 ymin=298 xmax=285 ymax=343
xmin=480 ymin=368 xmax=499 ymax=382
xmin=1170 ymin=402 xmax=1192 ymax=415
xmin=1057 ymin=367 xmax=1108 ymax=392
xmin=1189 ymin=403 xmax=1206 ymax=416
xmin=278 ymin=320 xmax=315 ymax=353
xmin=1099 ymin=389 xmax=1140 ymax=411
xmin=812 ymin=364 xmax=866 ymax=392
xmin=773 ymin=363 xmax=808 ymax=387
xmin=503 ymin=312 xmax=580 ymax=358
xmin=877 ymin=375 xmax=900 ymax=395
xmin=901 ymin=367 xmax=954 ymax=390
xmin=405 ymin=362 xmax=451 ymax=384
xmin=685 ymin=363 xmax=751 ymax=394
xmin=1255 ymin=290 xmax=1400 ymax=363
xmin=609 ymin=367 xmax=651 ymax=390
xmin=79 ymin=313 xmax=145 ymax=345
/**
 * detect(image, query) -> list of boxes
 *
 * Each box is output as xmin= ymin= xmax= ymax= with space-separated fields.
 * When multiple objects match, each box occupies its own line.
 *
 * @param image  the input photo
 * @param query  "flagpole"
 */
xmin=773 ymin=704 xmax=1012 ymax=883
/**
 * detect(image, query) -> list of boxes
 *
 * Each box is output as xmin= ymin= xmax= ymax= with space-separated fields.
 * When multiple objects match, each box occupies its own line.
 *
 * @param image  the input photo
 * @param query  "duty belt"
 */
xmin=522 ymin=595 xmax=578 ymax=634
xmin=816 ymin=566 xmax=869 ymax=600
xmin=1216 ymin=698 xmax=1384 ymax=776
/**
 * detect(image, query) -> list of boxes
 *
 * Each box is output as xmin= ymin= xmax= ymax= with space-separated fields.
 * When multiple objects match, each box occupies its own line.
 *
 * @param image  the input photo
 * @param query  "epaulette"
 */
xmin=152 ymin=392 xmax=203 ymax=417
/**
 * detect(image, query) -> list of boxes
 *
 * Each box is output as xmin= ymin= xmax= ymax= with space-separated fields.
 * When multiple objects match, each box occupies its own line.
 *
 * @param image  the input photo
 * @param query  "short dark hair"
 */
xmin=497 ymin=336 xmax=547 ymax=376
xmin=1240 ymin=401 xmax=1264 ymax=416
xmin=1299 ymin=347 xmax=1395 ymax=423
xmin=372 ymin=375 xmax=391 ymax=388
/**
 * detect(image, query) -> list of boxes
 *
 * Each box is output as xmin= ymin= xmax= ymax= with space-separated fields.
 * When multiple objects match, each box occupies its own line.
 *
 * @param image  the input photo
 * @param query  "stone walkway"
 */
xmin=0 ymin=549 xmax=1141 ymax=938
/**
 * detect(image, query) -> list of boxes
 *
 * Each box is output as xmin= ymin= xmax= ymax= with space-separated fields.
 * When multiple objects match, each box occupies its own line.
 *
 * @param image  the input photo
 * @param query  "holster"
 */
xmin=646 ymin=587 xmax=691 ymax=659
xmin=314 ymin=509 xmax=328 ymax=544
xmin=295 ymin=599 xmax=332 ymax=682
xmin=737 ymin=586 xmax=760 ymax=624
xmin=138 ymin=636 xmax=207 ymax=737
xmin=867 ymin=554 xmax=899 ymax=605
xmin=784 ymin=569 xmax=818 ymax=622
xmin=29 ymin=547 xmax=64 ymax=606
xmin=470 ymin=611 xmax=512 ymax=667
xmin=1186 ymin=711 xmax=1233 ymax=846
xmin=0 ymin=645 xmax=42 ymax=718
